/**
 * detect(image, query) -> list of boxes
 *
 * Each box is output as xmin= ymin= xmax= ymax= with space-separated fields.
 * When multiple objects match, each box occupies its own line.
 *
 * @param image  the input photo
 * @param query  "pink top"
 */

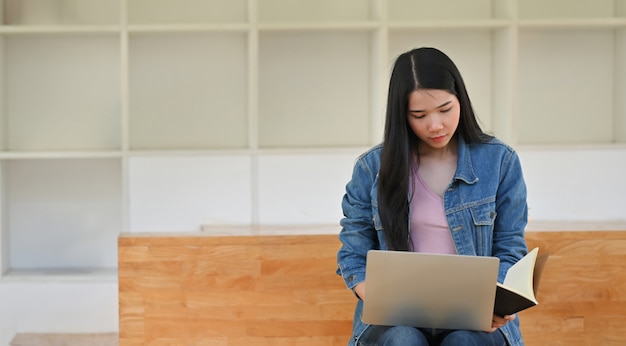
xmin=409 ymin=168 xmax=457 ymax=254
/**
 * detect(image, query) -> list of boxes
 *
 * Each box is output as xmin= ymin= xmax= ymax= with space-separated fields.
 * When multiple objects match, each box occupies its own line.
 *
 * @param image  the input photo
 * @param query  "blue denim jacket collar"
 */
xmin=455 ymin=136 xmax=479 ymax=185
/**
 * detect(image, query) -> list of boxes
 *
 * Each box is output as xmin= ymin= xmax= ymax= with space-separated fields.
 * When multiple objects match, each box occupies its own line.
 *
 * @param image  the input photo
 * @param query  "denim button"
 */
xmin=348 ymin=275 xmax=356 ymax=282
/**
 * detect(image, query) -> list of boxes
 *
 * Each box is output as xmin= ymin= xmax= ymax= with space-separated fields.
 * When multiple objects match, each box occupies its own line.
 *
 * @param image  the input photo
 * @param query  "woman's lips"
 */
xmin=431 ymin=135 xmax=446 ymax=143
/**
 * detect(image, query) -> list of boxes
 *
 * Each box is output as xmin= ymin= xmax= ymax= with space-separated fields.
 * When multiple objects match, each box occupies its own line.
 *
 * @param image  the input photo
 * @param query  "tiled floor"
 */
xmin=10 ymin=333 xmax=118 ymax=346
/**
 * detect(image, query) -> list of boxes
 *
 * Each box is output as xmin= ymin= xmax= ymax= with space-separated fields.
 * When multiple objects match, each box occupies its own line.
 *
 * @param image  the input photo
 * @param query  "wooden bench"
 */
xmin=118 ymin=229 xmax=626 ymax=345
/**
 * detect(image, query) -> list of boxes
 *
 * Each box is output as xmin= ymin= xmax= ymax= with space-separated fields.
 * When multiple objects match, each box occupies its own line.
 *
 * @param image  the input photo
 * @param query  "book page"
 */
xmin=502 ymin=247 xmax=539 ymax=301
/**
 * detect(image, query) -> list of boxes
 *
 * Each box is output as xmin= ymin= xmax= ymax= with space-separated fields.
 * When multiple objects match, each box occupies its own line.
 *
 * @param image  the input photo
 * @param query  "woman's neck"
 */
xmin=416 ymin=138 xmax=458 ymax=196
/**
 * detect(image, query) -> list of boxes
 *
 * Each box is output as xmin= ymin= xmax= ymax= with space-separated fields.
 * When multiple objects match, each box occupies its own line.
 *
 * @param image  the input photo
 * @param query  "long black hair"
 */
xmin=378 ymin=47 xmax=492 ymax=251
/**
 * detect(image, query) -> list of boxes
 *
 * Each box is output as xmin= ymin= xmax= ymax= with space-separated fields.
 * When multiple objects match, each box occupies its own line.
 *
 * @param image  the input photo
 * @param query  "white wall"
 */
xmin=520 ymin=146 xmax=626 ymax=223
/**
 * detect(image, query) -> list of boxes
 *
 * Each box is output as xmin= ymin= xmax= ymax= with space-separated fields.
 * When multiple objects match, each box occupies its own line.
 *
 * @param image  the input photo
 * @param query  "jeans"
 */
xmin=357 ymin=325 xmax=507 ymax=346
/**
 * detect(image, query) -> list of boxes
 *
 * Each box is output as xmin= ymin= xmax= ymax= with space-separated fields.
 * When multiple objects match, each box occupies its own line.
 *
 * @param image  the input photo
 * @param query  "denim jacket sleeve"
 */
xmin=336 ymin=145 xmax=383 ymax=291
xmin=492 ymin=145 xmax=529 ymax=283
xmin=491 ymin=145 xmax=529 ymax=346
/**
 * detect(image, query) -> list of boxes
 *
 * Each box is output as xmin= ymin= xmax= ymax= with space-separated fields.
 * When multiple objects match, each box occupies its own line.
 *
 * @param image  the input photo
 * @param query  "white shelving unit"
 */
xmin=0 ymin=0 xmax=625 ymax=281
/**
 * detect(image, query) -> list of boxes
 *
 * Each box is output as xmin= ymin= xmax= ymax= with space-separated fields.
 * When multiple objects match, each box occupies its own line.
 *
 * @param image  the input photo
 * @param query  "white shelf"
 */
xmin=127 ymin=0 xmax=248 ymax=25
xmin=258 ymin=31 xmax=372 ymax=148
xmin=388 ymin=0 xmax=507 ymax=21
xmin=5 ymin=159 xmax=121 ymax=272
xmin=257 ymin=0 xmax=377 ymax=23
xmin=4 ymin=34 xmax=121 ymax=152
xmin=3 ymin=0 xmax=120 ymax=26
xmin=0 ymin=25 xmax=120 ymax=34
xmin=518 ymin=18 xmax=626 ymax=29
xmin=257 ymin=22 xmax=380 ymax=31
xmin=388 ymin=20 xmax=511 ymax=30
xmin=0 ymin=0 xmax=625 ymax=280
xmin=517 ymin=28 xmax=616 ymax=144
xmin=1 ymin=267 xmax=117 ymax=282
xmin=517 ymin=0 xmax=624 ymax=19
xmin=128 ymin=31 xmax=248 ymax=150
xmin=0 ymin=151 xmax=123 ymax=160
xmin=127 ymin=23 xmax=250 ymax=33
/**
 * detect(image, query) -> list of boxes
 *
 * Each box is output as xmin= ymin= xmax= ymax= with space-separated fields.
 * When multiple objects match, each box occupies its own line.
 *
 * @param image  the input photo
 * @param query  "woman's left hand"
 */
xmin=489 ymin=314 xmax=516 ymax=332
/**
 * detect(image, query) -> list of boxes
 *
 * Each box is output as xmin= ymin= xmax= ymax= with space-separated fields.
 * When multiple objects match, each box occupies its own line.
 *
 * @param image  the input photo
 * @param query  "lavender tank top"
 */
xmin=409 ymin=169 xmax=457 ymax=254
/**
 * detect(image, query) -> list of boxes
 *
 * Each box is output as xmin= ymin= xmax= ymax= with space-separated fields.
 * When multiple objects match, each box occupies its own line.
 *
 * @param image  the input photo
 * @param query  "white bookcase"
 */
xmin=0 ymin=0 xmax=625 ymax=280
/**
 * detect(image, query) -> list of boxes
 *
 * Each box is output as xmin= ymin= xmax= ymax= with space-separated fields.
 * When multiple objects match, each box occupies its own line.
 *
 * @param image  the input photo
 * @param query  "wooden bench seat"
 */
xmin=118 ymin=230 xmax=626 ymax=346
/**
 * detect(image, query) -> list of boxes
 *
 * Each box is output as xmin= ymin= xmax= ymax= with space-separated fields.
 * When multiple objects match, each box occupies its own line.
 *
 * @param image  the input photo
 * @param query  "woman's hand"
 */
xmin=489 ymin=314 xmax=516 ymax=332
xmin=354 ymin=282 xmax=366 ymax=300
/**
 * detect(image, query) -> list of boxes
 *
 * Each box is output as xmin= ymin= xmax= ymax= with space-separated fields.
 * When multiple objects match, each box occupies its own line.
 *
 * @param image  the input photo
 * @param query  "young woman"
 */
xmin=336 ymin=47 xmax=528 ymax=346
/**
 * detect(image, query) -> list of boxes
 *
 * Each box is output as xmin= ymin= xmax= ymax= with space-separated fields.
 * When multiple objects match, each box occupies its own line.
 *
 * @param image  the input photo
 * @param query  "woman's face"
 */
xmin=406 ymin=89 xmax=460 ymax=153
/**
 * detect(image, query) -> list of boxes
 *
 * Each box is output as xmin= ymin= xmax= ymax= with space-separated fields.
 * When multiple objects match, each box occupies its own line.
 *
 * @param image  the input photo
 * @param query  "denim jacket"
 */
xmin=336 ymin=136 xmax=528 ymax=346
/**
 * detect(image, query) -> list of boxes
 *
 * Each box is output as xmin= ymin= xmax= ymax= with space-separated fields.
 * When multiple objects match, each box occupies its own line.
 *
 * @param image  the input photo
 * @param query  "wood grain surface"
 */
xmin=118 ymin=234 xmax=354 ymax=346
xmin=119 ymin=230 xmax=626 ymax=346
xmin=521 ymin=231 xmax=626 ymax=346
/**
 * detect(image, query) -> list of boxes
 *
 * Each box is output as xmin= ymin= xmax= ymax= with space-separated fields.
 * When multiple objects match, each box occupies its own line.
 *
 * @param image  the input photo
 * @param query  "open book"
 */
xmin=494 ymin=247 xmax=549 ymax=317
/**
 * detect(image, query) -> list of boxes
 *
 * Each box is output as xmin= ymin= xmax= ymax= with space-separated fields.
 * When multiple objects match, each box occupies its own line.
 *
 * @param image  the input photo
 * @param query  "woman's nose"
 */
xmin=428 ymin=117 xmax=444 ymax=131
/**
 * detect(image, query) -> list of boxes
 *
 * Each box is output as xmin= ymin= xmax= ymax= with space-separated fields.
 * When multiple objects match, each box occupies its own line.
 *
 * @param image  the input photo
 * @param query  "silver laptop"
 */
xmin=362 ymin=250 xmax=499 ymax=331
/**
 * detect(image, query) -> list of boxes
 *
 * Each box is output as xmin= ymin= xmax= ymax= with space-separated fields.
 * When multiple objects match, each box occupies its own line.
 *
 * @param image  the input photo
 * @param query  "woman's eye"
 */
xmin=440 ymin=108 xmax=452 ymax=113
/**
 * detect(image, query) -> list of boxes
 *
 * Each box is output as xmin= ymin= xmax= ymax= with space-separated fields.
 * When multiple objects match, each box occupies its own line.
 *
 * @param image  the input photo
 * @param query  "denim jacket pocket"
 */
xmin=469 ymin=202 xmax=497 ymax=255
xmin=470 ymin=203 xmax=497 ymax=226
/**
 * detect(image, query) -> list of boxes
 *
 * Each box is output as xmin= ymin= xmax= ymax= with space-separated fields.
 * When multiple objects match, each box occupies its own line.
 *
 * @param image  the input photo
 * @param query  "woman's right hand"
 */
xmin=489 ymin=314 xmax=516 ymax=332
xmin=354 ymin=282 xmax=366 ymax=300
